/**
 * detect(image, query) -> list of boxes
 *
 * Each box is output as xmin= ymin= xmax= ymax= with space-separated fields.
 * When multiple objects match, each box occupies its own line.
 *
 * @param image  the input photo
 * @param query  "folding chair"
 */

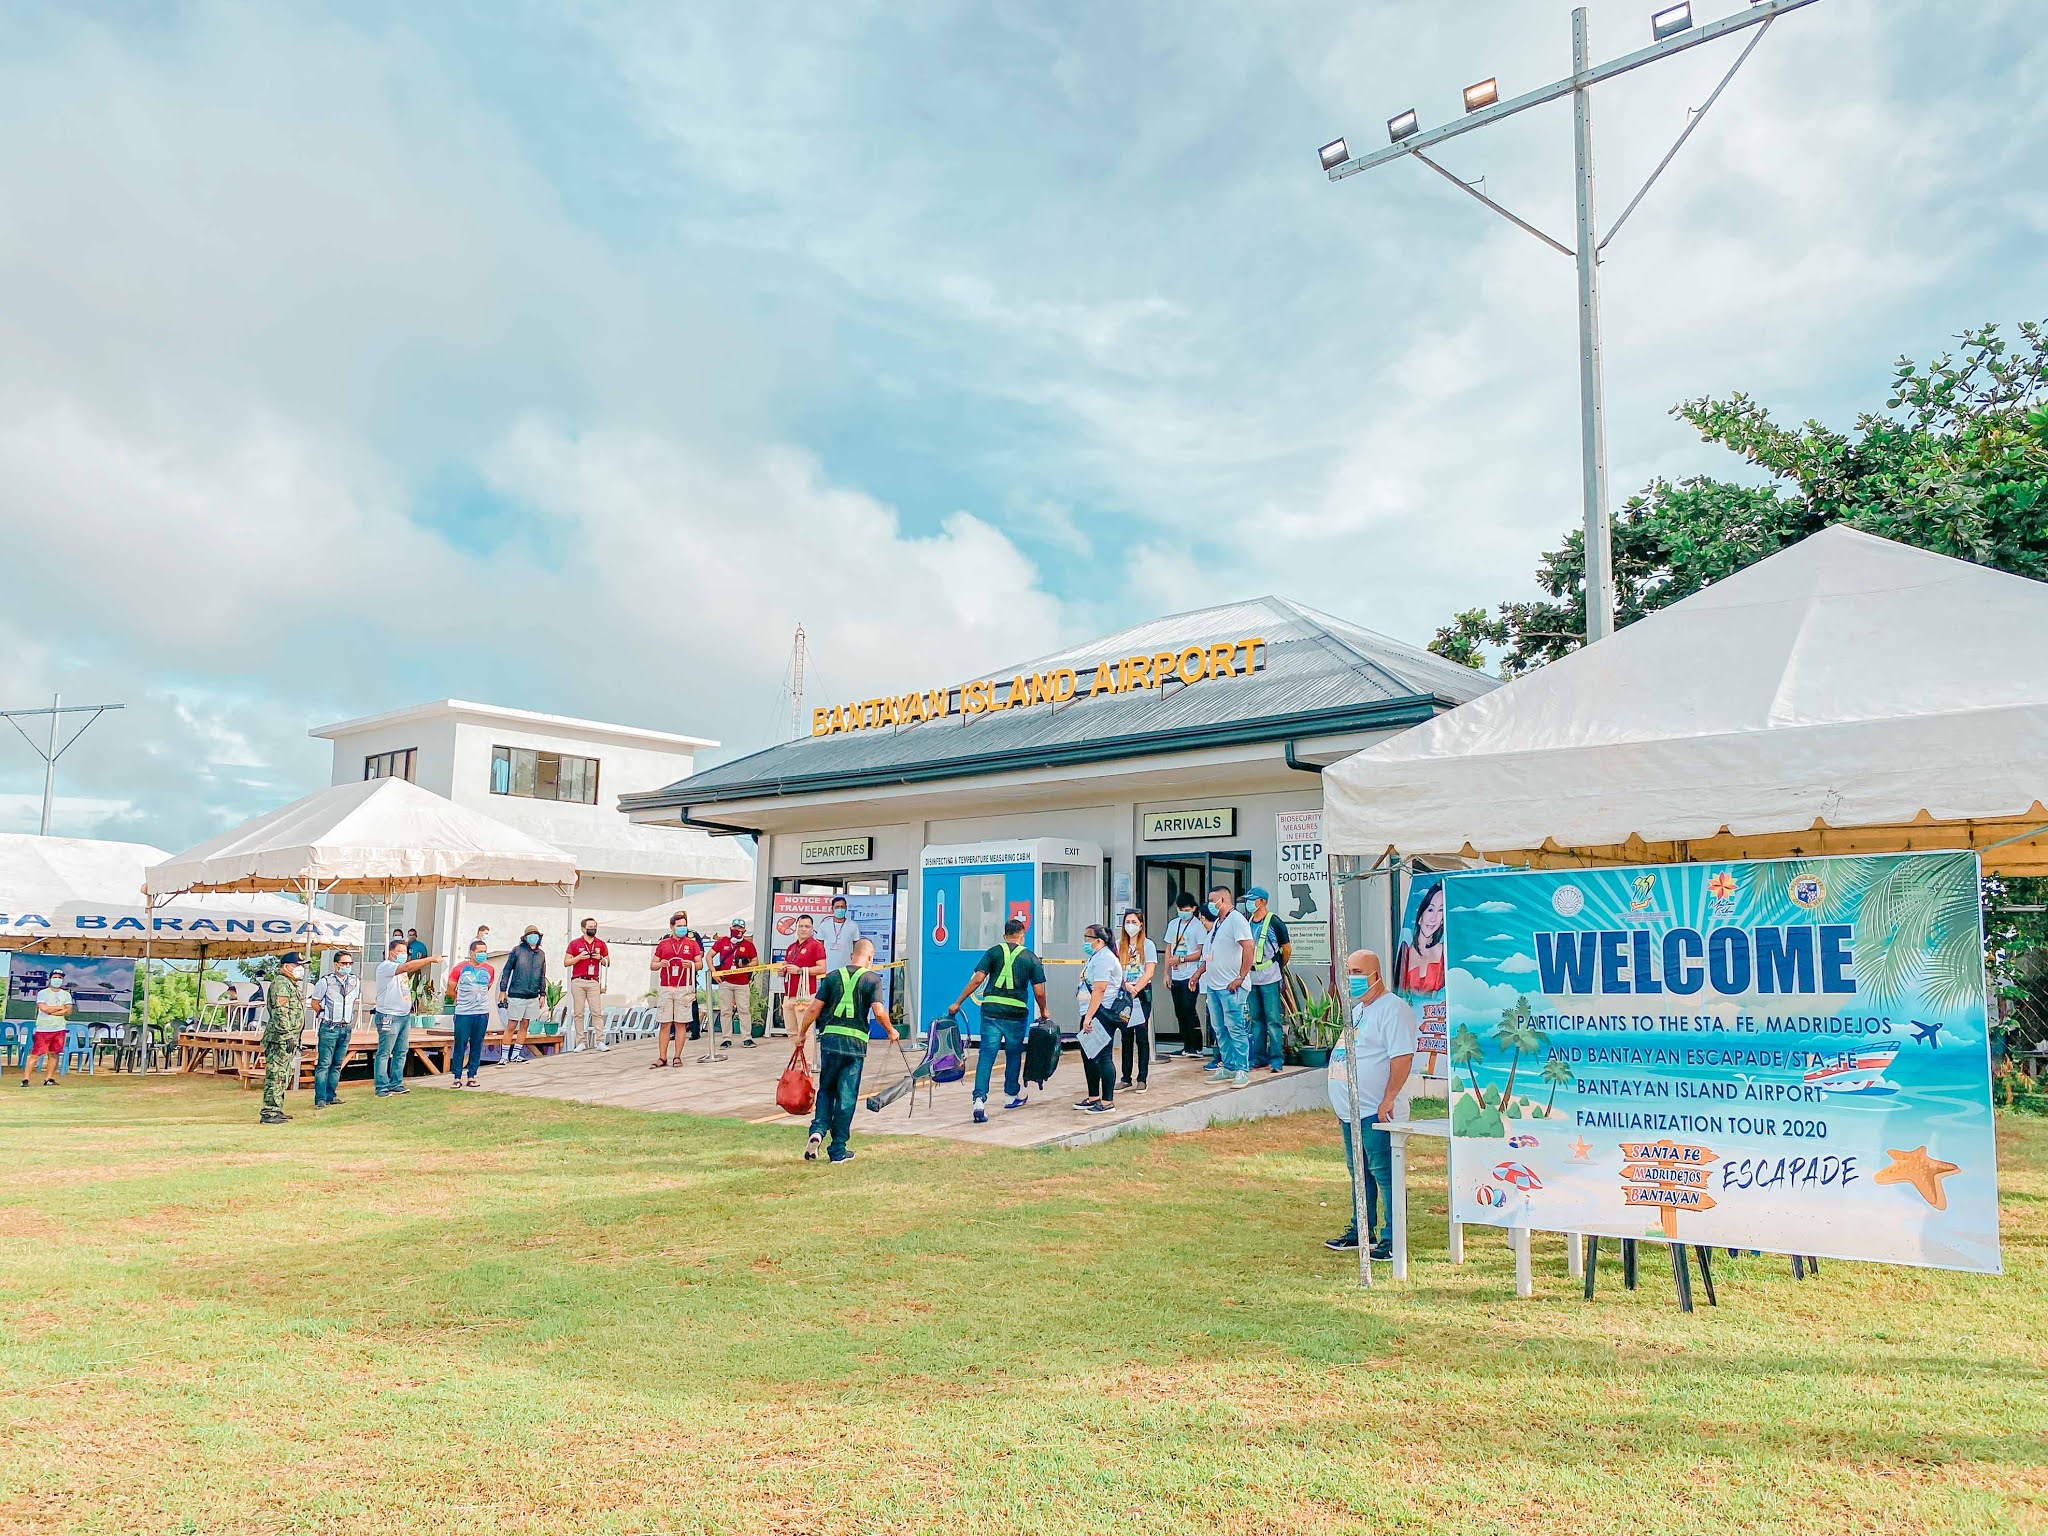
xmin=59 ymin=1024 xmax=97 ymax=1075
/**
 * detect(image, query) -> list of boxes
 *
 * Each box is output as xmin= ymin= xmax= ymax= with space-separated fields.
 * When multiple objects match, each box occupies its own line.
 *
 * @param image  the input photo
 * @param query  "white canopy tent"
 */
xmin=145 ymin=777 xmax=579 ymax=896
xmin=1324 ymin=528 xmax=2048 ymax=875
xmin=0 ymin=834 xmax=364 ymax=959
xmin=607 ymin=880 xmax=755 ymax=945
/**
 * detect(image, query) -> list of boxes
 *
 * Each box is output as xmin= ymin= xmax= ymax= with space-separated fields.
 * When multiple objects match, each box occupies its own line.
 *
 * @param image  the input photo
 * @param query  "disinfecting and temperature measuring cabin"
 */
xmin=918 ymin=838 xmax=1104 ymax=1041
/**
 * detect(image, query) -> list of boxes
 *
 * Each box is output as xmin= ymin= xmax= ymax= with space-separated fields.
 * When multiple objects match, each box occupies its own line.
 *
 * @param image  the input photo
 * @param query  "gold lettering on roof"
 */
xmin=811 ymin=636 xmax=1267 ymax=738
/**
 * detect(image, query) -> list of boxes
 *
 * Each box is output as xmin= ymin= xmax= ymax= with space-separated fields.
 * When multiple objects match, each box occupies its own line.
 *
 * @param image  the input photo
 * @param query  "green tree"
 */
xmin=1433 ymin=321 xmax=2048 ymax=675
xmin=1448 ymin=1022 xmax=1487 ymax=1102
xmin=1539 ymin=1053 xmax=1574 ymax=1116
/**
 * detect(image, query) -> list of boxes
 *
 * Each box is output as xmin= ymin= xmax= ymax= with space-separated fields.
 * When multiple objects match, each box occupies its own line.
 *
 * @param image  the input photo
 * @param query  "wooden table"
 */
xmin=177 ymin=1022 xmax=479 ymax=1087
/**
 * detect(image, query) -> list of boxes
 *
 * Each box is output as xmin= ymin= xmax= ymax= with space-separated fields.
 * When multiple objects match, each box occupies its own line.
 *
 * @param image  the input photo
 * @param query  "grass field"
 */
xmin=3 ymin=1075 xmax=2045 ymax=1535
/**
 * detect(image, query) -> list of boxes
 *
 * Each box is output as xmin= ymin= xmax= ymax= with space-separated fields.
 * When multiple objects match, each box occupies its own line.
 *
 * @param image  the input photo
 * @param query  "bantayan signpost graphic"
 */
xmin=1442 ymin=852 xmax=1999 ymax=1274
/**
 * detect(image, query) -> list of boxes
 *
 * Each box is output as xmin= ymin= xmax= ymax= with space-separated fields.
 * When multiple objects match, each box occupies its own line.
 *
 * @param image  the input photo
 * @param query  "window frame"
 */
xmin=489 ymin=744 xmax=600 ymax=806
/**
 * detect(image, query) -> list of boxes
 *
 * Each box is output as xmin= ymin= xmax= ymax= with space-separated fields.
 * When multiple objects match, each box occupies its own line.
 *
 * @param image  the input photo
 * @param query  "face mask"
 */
xmin=525 ymin=934 xmax=540 ymax=948
xmin=471 ymin=952 xmax=487 ymax=964
xmin=1348 ymin=975 xmax=1371 ymax=998
xmin=672 ymin=925 xmax=687 ymax=937
xmin=583 ymin=928 xmax=597 ymax=938
xmin=1124 ymin=920 xmax=1141 ymax=935
xmin=833 ymin=909 xmax=846 ymax=920
xmin=338 ymin=964 xmax=352 ymax=974
xmin=1204 ymin=903 xmax=1219 ymax=919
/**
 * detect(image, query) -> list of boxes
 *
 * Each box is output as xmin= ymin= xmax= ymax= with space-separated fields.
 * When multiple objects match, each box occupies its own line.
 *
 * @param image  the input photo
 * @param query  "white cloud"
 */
xmin=1466 ymin=900 xmax=1515 ymax=914
xmin=1497 ymin=952 xmax=1537 ymax=975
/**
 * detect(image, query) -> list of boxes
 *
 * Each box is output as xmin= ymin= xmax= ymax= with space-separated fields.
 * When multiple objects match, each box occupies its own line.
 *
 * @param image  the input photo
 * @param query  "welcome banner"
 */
xmin=1443 ymin=852 xmax=1999 ymax=1274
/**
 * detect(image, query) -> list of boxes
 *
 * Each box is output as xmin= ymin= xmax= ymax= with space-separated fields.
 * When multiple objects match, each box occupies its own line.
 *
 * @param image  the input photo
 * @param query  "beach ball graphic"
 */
xmin=1551 ymin=884 xmax=1585 ymax=918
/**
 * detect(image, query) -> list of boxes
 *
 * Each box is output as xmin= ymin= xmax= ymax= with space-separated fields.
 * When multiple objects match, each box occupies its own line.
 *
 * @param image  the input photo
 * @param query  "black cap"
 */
xmin=278 ymin=951 xmax=304 ymax=966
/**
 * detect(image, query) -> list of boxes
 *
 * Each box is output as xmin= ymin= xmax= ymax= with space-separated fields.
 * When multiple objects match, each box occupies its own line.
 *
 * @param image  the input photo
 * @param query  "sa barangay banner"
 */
xmin=1443 ymin=851 xmax=1999 ymax=1274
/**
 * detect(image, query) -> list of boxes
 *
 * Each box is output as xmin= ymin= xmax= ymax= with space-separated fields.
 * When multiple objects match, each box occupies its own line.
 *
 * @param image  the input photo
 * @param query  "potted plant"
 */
xmin=1289 ymin=993 xmax=1343 ymax=1069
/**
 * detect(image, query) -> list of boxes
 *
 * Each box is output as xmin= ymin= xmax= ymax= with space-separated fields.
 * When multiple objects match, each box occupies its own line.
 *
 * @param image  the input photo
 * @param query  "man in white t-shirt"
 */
xmin=818 ymin=896 xmax=862 ymax=973
xmin=372 ymin=935 xmax=440 ymax=1099
xmin=1186 ymin=885 xmax=1255 ymax=1087
xmin=22 ymin=970 xmax=74 ymax=1087
xmin=1325 ymin=949 xmax=1416 ymax=1259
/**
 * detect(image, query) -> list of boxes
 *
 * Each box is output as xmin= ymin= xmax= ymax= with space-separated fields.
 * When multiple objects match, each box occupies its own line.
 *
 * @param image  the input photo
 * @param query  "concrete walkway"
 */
xmin=429 ymin=1034 xmax=1329 ymax=1150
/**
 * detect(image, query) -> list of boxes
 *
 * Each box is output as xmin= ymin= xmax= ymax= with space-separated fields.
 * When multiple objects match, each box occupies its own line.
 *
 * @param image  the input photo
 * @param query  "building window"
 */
xmin=364 ymin=748 xmax=416 ymax=783
xmin=490 ymin=745 xmax=599 ymax=805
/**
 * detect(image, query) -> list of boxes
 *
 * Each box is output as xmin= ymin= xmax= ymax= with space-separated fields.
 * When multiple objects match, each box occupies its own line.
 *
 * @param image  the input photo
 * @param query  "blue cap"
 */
xmin=1246 ymin=887 xmax=1270 ymax=903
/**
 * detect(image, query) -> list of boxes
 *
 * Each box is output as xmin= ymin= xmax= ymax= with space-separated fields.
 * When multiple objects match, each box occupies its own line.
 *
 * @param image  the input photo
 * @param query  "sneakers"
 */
xmin=1002 ymin=1095 xmax=1029 ymax=1111
xmin=596 ymin=1042 xmax=611 ymax=1052
xmin=1072 ymin=1097 xmax=1100 ymax=1111
xmin=1231 ymin=1070 xmax=1250 ymax=1087
xmin=465 ymin=1077 xmax=480 ymax=1088
xmin=1085 ymin=1101 xmax=1110 ymax=1114
xmin=828 ymin=1150 xmax=856 ymax=1164
xmin=1369 ymin=1240 xmax=1394 ymax=1261
xmin=740 ymin=1038 xmax=758 ymax=1049
xmin=1324 ymin=1231 xmax=1360 ymax=1252
xmin=1268 ymin=1064 xmax=1285 ymax=1075
xmin=972 ymin=1099 xmax=988 ymax=1124
xmin=805 ymin=1133 xmax=822 ymax=1161
xmin=259 ymin=1111 xmax=291 ymax=1125
xmin=1133 ymin=1081 xmax=1149 ymax=1093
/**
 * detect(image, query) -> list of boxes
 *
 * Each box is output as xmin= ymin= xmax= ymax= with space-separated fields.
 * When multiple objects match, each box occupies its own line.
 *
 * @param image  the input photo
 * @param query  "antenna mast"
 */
xmin=790 ymin=624 xmax=807 ymax=739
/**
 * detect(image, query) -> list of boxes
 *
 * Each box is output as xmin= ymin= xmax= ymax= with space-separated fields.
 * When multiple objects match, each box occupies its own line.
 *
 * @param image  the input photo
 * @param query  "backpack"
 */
xmin=926 ymin=1020 xmax=966 ymax=1084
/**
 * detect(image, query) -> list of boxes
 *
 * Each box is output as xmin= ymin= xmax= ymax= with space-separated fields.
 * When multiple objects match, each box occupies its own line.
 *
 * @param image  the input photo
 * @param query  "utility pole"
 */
xmin=1319 ymin=0 xmax=1821 ymax=643
xmin=1 ymin=694 xmax=124 ymax=835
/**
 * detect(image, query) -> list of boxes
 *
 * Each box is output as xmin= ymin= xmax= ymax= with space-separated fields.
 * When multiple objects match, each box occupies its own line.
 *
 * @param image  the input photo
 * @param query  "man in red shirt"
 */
xmin=565 ymin=917 xmax=611 ymax=1052
xmin=650 ymin=910 xmax=703 ymax=1068
xmin=779 ymin=913 xmax=827 ymax=1040
xmin=709 ymin=919 xmax=759 ymax=1052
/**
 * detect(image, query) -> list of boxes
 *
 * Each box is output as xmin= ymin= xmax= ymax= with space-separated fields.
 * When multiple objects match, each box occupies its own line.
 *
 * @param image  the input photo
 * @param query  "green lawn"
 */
xmin=3 ymin=1075 xmax=2045 ymax=1535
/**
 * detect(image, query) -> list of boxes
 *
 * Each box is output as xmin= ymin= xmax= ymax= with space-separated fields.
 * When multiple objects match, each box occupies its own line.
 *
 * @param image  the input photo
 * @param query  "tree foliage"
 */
xmin=1432 ymin=320 xmax=2048 ymax=676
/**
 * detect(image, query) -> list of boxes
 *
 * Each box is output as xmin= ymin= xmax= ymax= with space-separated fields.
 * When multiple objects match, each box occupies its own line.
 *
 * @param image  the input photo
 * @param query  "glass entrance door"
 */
xmin=1137 ymin=851 xmax=1251 ymax=1046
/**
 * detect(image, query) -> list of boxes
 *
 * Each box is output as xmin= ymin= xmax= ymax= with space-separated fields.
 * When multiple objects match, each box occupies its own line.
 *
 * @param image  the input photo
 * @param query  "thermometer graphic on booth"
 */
xmin=932 ymin=890 xmax=947 ymax=946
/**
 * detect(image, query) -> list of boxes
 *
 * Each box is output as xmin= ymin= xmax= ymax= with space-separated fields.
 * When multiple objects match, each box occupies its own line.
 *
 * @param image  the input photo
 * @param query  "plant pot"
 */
xmin=1296 ymin=1047 xmax=1331 ymax=1069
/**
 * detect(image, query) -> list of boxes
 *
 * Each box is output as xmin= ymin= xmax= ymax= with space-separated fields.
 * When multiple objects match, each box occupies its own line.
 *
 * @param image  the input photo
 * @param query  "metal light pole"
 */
xmin=1 ymin=694 xmax=125 ymax=835
xmin=1320 ymin=0 xmax=1821 ymax=643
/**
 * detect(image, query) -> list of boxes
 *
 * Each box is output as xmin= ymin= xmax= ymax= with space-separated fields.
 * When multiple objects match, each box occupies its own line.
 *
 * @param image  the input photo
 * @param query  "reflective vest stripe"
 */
xmin=821 ymin=966 xmax=869 ymax=1039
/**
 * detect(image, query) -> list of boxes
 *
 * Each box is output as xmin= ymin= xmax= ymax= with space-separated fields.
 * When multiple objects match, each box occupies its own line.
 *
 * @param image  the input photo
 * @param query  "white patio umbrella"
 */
xmin=606 ymin=880 xmax=756 ymax=944
xmin=145 ymin=778 xmax=580 ymax=1017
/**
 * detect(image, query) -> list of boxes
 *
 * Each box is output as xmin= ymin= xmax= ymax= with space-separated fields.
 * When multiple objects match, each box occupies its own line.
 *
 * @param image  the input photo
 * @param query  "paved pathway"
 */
xmin=429 ymin=1034 xmax=1328 ymax=1149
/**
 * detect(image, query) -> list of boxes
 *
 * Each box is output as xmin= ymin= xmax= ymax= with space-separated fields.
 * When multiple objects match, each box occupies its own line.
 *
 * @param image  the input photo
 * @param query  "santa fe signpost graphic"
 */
xmin=1442 ymin=851 xmax=1999 ymax=1274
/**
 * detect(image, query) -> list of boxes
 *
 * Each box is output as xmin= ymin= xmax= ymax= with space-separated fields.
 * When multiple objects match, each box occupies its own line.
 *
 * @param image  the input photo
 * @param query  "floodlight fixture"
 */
xmin=1651 ymin=3 xmax=1694 ymax=40
xmin=1386 ymin=108 xmax=1420 ymax=143
xmin=1319 ymin=137 xmax=1351 ymax=171
xmin=1463 ymin=78 xmax=1500 ymax=113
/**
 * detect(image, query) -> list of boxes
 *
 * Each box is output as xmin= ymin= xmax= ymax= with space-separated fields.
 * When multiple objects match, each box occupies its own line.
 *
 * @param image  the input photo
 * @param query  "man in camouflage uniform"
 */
xmin=261 ymin=951 xmax=309 ymax=1126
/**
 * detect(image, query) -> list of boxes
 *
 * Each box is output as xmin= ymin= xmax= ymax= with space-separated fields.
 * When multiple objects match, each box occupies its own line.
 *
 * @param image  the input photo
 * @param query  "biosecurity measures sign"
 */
xmin=1443 ymin=852 xmax=1998 ymax=1274
xmin=1273 ymin=810 xmax=1329 ymax=976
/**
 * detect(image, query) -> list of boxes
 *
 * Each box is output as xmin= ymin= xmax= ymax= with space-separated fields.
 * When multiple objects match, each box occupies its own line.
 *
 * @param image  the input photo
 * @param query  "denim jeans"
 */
xmin=373 ymin=1012 xmax=412 ymax=1094
xmin=1205 ymin=986 xmax=1250 ymax=1073
xmin=313 ymin=1022 xmax=353 ymax=1105
xmin=1337 ymin=1112 xmax=1394 ymax=1244
xmin=451 ymin=1013 xmax=488 ymax=1080
xmin=973 ymin=1010 xmax=1028 ymax=1101
xmin=809 ymin=1045 xmax=866 ymax=1158
xmin=1246 ymin=981 xmax=1287 ymax=1069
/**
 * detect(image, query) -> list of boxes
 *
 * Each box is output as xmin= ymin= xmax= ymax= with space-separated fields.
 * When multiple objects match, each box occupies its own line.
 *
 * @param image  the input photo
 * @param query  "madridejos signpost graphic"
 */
xmin=1394 ymin=869 xmax=1449 ymax=1079
xmin=1443 ymin=852 xmax=1999 ymax=1274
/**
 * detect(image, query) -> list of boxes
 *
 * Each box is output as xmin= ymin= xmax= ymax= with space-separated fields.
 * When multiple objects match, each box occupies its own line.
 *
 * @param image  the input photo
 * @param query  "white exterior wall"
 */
xmin=318 ymin=702 xmax=728 ymax=1008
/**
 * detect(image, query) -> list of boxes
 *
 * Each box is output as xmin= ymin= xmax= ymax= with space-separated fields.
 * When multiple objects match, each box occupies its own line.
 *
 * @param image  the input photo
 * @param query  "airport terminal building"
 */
xmin=622 ymin=597 xmax=1492 ymax=1037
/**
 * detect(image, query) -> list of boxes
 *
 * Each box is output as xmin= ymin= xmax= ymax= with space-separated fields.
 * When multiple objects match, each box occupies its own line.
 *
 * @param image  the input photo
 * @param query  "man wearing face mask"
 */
xmin=498 ymin=925 xmax=549 ymax=1059
xmin=651 ymin=911 xmax=704 ymax=1068
xmin=566 ymin=918 xmax=610 ymax=1052
xmin=259 ymin=951 xmax=310 ymax=1125
xmin=1324 ymin=949 xmax=1416 ymax=1258
xmin=819 ymin=896 xmax=861 ymax=973
xmin=1186 ymin=886 xmax=1255 ymax=1087
xmin=307 ymin=951 xmax=362 ymax=1108
xmin=1243 ymin=888 xmax=1292 ymax=1075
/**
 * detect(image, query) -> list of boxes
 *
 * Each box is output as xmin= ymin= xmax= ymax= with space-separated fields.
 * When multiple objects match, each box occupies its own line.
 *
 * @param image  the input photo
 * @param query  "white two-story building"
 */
xmin=311 ymin=700 xmax=754 ymax=999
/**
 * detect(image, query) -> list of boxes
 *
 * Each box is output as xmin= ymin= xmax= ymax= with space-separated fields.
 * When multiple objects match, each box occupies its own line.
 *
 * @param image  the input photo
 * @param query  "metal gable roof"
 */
xmin=620 ymin=596 xmax=1496 ymax=813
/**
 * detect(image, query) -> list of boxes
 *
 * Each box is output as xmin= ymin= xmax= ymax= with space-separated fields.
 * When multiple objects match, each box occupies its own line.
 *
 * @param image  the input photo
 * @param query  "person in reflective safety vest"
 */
xmin=946 ymin=916 xmax=1048 ymax=1124
xmin=795 ymin=937 xmax=898 ymax=1163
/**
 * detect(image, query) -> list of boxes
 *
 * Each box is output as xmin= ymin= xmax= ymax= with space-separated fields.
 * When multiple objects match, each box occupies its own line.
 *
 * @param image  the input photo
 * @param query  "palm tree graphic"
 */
xmin=1449 ymin=1023 xmax=1487 ymax=1103
xmin=1539 ymin=1053 xmax=1574 ymax=1116
xmin=1493 ymin=997 xmax=1543 ymax=1111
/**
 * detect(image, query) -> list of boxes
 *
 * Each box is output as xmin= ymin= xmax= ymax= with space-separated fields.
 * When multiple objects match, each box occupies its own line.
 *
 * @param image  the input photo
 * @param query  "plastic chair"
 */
xmin=0 ymin=1019 xmax=30 ymax=1069
xmin=59 ymin=1023 xmax=97 ymax=1075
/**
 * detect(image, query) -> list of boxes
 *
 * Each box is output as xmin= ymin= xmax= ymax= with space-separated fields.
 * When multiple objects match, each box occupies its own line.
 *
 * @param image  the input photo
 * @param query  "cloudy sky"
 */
xmin=1 ymin=0 xmax=2041 ymax=849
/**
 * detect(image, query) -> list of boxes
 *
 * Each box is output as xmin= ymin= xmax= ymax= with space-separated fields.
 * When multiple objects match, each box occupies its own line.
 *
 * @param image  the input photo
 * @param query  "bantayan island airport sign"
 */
xmin=1442 ymin=852 xmax=1998 ymax=1274
xmin=810 ymin=635 xmax=1267 ymax=738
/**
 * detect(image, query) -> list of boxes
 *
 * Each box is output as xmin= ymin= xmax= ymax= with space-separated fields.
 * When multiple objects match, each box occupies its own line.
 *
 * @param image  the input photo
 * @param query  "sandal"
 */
xmin=650 ymin=1060 xmax=669 ymax=1070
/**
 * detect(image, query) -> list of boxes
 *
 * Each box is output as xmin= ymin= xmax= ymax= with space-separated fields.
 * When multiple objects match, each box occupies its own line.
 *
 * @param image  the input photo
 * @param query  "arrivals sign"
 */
xmin=810 ymin=635 xmax=1267 ymax=738
xmin=1143 ymin=807 xmax=1235 ymax=841
xmin=1443 ymin=852 xmax=1998 ymax=1274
